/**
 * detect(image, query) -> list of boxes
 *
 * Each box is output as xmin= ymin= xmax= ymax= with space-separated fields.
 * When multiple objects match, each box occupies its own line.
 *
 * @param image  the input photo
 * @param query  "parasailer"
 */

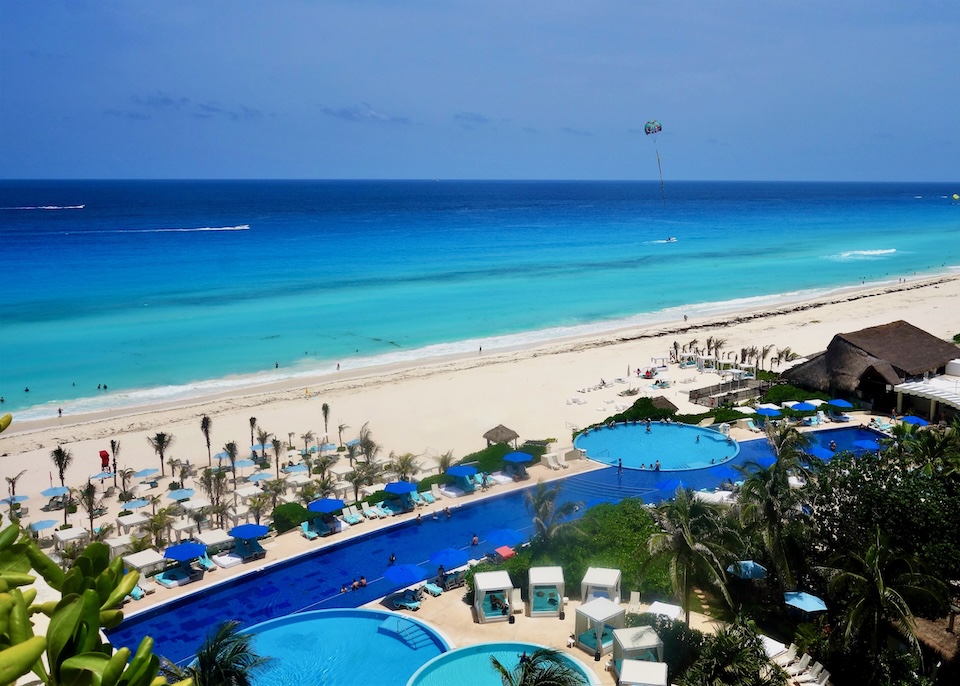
xmin=645 ymin=119 xmax=665 ymax=207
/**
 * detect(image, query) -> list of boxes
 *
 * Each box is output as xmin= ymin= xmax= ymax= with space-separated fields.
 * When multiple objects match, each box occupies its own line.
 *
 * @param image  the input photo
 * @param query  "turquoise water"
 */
xmin=3 ymin=180 xmax=958 ymax=418
xmin=408 ymin=641 xmax=599 ymax=686
xmin=247 ymin=609 xmax=448 ymax=686
xmin=575 ymin=423 xmax=740 ymax=470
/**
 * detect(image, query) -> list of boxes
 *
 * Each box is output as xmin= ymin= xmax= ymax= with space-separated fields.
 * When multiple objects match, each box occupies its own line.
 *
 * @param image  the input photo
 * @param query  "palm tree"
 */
xmin=301 ymin=430 xmax=315 ymax=455
xmin=315 ymin=452 xmax=339 ymax=480
xmin=161 ymin=619 xmax=272 ymax=686
xmin=760 ymin=344 xmax=775 ymax=371
xmin=647 ymin=487 xmax=734 ymax=626
xmin=337 ymin=423 xmax=349 ymax=448
xmin=5 ymin=469 xmax=26 ymax=520
xmin=50 ymin=445 xmax=73 ymax=487
xmin=224 ymin=441 xmax=239 ymax=489
xmin=388 ymin=452 xmax=420 ymax=481
xmin=256 ymin=428 xmax=272 ymax=459
xmin=672 ymin=340 xmax=680 ymax=362
xmin=200 ymin=415 xmax=213 ymax=466
xmin=247 ymin=494 xmax=271 ymax=526
xmin=525 ymin=479 xmax=580 ymax=548
xmin=145 ymin=507 xmax=174 ymax=549
xmin=713 ymin=338 xmax=727 ymax=366
xmin=359 ymin=422 xmax=380 ymax=463
xmin=818 ymin=527 xmax=945 ymax=669
xmin=679 ymin=619 xmax=787 ymax=686
xmin=489 ymin=647 xmax=585 ymax=686
xmin=321 ymin=403 xmax=330 ymax=438
xmin=271 ymin=438 xmax=285 ymax=479
xmin=73 ymin=481 xmax=102 ymax=533
xmin=345 ymin=442 xmax=358 ymax=468
xmin=264 ymin=479 xmax=286 ymax=509
xmin=147 ymin=432 xmax=175 ymax=476
xmin=118 ymin=468 xmax=136 ymax=498
xmin=248 ymin=416 xmax=257 ymax=449
xmin=437 ymin=450 xmax=455 ymax=474
xmin=109 ymin=438 xmax=121 ymax=487
xmin=345 ymin=469 xmax=368 ymax=505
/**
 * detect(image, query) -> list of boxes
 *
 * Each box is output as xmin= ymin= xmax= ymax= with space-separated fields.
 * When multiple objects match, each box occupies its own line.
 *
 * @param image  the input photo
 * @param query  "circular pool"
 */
xmin=574 ymin=422 xmax=739 ymax=471
xmin=407 ymin=641 xmax=600 ymax=686
xmin=249 ymin=609 xmax=449 ymax=686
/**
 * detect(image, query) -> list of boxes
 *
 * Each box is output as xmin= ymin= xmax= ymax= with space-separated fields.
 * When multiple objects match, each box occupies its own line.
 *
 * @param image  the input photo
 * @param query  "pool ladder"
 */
xmin=378 ymin=617 xmax=433 ymax=650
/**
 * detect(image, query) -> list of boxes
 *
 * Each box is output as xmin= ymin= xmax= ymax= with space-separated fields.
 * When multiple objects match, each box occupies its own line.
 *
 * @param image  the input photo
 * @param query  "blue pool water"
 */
xmin=574 ymin=422 xmax=739 ymax=470
xmin=108 ymin=426 xmax=883 ymax=663
xmin=249 ymin=609 xmax=447 ymax=686
xmin=408 ymin=642 xmax=599 ymax=686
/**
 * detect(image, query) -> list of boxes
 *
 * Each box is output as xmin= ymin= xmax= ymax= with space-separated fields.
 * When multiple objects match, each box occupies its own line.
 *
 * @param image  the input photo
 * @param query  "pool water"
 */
xmin=249 ymin=609 xmax=447 ymax=686
xmin=408 ymin=641 xmax=599 ymax=686
xmin=574 ymin=422 xmax=740 ymax=470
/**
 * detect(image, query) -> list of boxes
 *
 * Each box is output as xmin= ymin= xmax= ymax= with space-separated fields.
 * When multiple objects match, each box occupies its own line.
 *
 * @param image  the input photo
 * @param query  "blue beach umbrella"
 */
xmin=503 ymin=452 xmax=533 ymax=463
xmin=385 ymin=481 xmax=418 ymax=495
xmin=0 ymin=495 xmax=28 ymax=505
xmin=164 ymin=542 xmax=206 ymax=563
xmin=806 ymin=446 xmax=834 ymax=461
xmin=234 ymin=459 xmax=256 ymax=471
xmin=430 ymin=548 xmax=469 ymax=570
xmin=124 ymin=499 xmax=150 ymax=510
xmin=284 ymin=464 xmax=308 ymax=473
xmin=167 ymin=488 xmax=195 ymax=502
xmin=230 ymin=523 xmax=269 ymax=540
xmin=485 ymin=528 xmax=525 ymax=547
xmin=784 ymin=591 xmax=827 ymax=613
xmin=345 ymin=439 xmax=361 ymax=447
xmin=247 ymin=472 xmax=272 ymax=483
xmin=308 ymin=498 xmax=345 ymax=514
xmin=727 ymin=560 xmax=768 ymax=580
xmin=446 ymin=465 xmax=478 ymax=478
xmin=384 ymin=564 xmax=428 ymax=586
xmin=320 ymin=443 xmax=336 ymax=452
xmin=214 ymin=451 xmax=229 ymax=461
xmin=792 ymin=402 xmax=817 ymax=412
xmin=134 ymin=468 xmax=158 ymax=478
xmin=853 ymin=439 xmax=881 ymax=451
xmin=901 ymin=415 xmax=929 ymax=426
xmin=41 ymin=486 xmax=69 ymax=498
xmin=90 ymin=471 xmax=114 ymax=481
xmin=30 ymin=519 xmax=58 ymax=533
xmin=828 ymin=399 xmax=853 ymax=408
xmin=754 ymin=408 xmax=782 ymax=418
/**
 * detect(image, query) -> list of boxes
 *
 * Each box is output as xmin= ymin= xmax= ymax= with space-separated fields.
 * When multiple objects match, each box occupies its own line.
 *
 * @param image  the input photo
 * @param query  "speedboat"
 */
xmin=665 ymin=237 xmax=677 ymax=243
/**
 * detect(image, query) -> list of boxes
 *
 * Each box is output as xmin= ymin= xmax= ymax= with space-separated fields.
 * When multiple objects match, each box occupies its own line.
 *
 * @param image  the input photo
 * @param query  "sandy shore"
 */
xmin=2 ymin=273 xmax=959 ymax=513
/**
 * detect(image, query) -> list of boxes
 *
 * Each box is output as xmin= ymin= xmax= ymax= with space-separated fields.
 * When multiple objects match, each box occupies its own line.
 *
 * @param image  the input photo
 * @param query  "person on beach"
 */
xmin=58 ymin=407 xmax=62 ymax=417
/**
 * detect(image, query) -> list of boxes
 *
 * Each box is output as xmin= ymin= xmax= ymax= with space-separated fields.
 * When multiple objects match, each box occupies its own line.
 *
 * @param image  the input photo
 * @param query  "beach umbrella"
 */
xmin=41 ymin=486 xmax=69 ymax=498
xmin=167 ymin=488 xmax=195 ymax=502
xmin=901 ymin=415 xmax=929 ymax=426
xmin=214 ymin=451 xmax=229 ymax=460
xmin=806 ymin=446 xmax=834 ymax=461
xmin=163 ymin=542 xmax=206 ymax=563
xmin=134 ymin=468 xmax=158 ymax=478
xmin=827 ymin=399 xmax=853 ymax=408
xmin=250 ymin=444 xmax=267 ymax=452
xmin=90 ymin=471 xmax=114 ymax=481
xmin=792 ymin=402 xmax=817 ymax=412
xmin=247 ymin=472 xmax=272 ymax=483
xmin=230 ymin=523 xmax=269 ymax=540
xmin=0 ymin=495 xmax=28 ymax=506
xmin=345 ymin=438 xmax=361 ymax=447
xmin=754 ymin=408 xmax=782 ymax=418
xmin=384 ymin=481 xmax=417 ymax=495
xmin=446 ymin=465 xmax=478 ymax=478
xmin=124 ymin=499 xmax=150 ymax=510
xmin=727 ymin=560 xmax=768 ymax=580
xmin=784 ymin=591 xmax=827 ymax=613
xmin=308 ymin=445 xmax=319 ymax=454
xmin=320 ymin=443 xmax=336 ymax=452
xmin=284 ymin=464 xmax=308 ymax=473
xmin=383 ymin=563 xmax=428 ymax=587
xmin=853 ymin=439 xmax=881 ymax=451
xmin=234 ymin=459 xmax=256 ymax=472
xmin=503 ymin=451 xmax=533 ymax=463
xmin=30 ymin=519 xmax=58 ymax=533
xmin=430 ymin=548 xmax=468 ymax=569
xmin=307 ymin=498 xmax=345 ymax=514
xmin=485 ymin=528 xmax=525 ymax=547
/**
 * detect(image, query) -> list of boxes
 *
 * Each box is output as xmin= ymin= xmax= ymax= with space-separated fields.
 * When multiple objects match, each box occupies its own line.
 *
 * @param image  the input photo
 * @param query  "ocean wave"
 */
xmin=1 ymin=204 xmax=85 ymax=210
xmin=825 ymin=248 xmax=897 ymax=262
xmin=67 ymin=225 xmax=251 ymax=235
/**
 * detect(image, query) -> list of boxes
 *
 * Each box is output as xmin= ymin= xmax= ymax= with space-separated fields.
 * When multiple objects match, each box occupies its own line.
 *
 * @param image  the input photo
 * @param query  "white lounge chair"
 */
xmin=431 ymin=484 xmax=444 ymax=501
xmin=542 ymin=453 xmax=560 ymax=470
xmin=795 ymin=669 xmax=830 ymax=686
xmin=627 ymin=590 xmax=641 ymax=614
xmin=792 ymin=662 xmax=823 ymax=683
xmin=773 ymin=644 xmax=798 ymax=667
xmin=785 ymin=654 xmax=811 ymax=676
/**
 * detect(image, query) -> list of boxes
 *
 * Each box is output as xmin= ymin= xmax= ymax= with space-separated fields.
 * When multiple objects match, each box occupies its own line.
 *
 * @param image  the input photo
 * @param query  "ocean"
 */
xmin=2 ymin=180 xmax=958 ymax=419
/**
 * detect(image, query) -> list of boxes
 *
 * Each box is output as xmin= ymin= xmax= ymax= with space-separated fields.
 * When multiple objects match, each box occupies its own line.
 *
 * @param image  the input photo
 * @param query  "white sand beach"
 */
xmin=2 ymin=274 xmax=959 ymax=512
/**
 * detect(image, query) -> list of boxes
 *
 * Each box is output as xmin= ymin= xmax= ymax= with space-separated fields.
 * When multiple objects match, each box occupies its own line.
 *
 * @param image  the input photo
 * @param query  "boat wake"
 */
xmin=648 ymin=237 xmax=678 ymax=244
xmin=2 ymin=204 xmax=85 ymax=210
xmin=66 ymin=224 xmax=251 ymax=235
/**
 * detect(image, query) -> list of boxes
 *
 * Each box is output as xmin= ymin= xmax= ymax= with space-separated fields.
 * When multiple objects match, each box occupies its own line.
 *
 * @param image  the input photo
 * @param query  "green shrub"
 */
xmin=272 ymin=502 xmax=312 ymax=533
xmin=762 ymin=384 xmax=828 ymax=405
xmin=461 ymin=441 xmax=548 ymax=475
xmin=417 ymin=474 xmax=453 ymax=492
xmin=628 ymin=613 xmax=705 ymax=681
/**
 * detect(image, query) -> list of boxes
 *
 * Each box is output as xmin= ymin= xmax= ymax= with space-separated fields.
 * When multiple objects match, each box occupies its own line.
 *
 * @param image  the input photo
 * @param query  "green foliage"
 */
xmin=271 ymin=502 xmax=312 ymax=534
xmin=162 ymin=619 xmax=271 ymax=686
xmin=416 ymin=473 xmax=453 ymax=492
xmin=953 ymin=332 xmax=960 ymax=344
xmin=762 ymin=384 xmax=829 ymax=405
xmin=628 ymin=613 xmax=705 ymax=681
xmin=679 ymin=617 xmax=787 ymax=686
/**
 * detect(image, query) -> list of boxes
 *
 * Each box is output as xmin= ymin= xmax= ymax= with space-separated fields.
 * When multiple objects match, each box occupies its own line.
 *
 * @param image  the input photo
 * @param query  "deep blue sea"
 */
xmin=3 ymin=180 xmax=958 ymax=418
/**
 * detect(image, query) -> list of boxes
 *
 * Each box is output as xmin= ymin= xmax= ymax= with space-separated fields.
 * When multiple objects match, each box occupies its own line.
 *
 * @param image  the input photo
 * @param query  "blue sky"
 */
xmin=1 ymin=1 xmax=957 ymax=181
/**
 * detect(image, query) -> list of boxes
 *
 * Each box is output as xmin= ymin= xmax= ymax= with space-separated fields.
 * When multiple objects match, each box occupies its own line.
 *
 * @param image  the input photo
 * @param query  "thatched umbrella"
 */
xmin=483 ymin=424 xmax=519 ymax=448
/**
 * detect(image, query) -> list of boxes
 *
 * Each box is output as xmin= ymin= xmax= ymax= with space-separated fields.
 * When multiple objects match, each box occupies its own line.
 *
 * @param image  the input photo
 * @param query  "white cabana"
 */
xmin=115 ymin=512 xmax=148 ymax=534
xmin=181 ymin=497 xmax=210 ymax=512
xmin=575 ymin=597 xmax=625 ymax=658
xmin=122 ymin=549 xmax=167 ymax=574
xmin=618 ymin=659 xmax=668 ymax=686
xmin=473 ymin=570 xmax=513 ymax=624
xmin=613 ymin=626 xmax=664 ymax=667
xmin=104 ymin=534 xmax=132 ymax=560
xmin=581 ymin=566 xmax=621 ymax=603
xmin=193 ymin=528 xmax=233 ymax=551
xmin=647 ymin=601 xmax=682 ymax=620
xmin=528 ymin=566 xmax=565 ymax=618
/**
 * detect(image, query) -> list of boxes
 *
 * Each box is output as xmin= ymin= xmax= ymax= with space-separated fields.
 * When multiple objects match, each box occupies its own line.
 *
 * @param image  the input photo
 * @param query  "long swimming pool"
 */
xmin=107 ymin=426 xmax=883 ymax=664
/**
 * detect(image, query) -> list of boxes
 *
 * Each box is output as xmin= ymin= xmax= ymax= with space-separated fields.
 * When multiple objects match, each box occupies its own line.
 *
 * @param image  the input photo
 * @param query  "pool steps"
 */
xmin=379 ymin=617 xmax=435 ymax=650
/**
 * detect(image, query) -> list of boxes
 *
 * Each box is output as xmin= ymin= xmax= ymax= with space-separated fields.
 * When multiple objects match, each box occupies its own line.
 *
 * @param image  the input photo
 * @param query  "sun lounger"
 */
xmin=360 ymin=503 xmax=382 ymax=519
xmin=827 ymin=410 xmax=850 ymax=422
xmin=300 ymin=521 xmax=319 ymax=540
xmin=392 ymin=596 xmax=421 ymax=611
xmin=377 ymin=500 xmax=402 ymax=516
xmin=785 ymin=654 xmax=811 ymax=676
xmin=422 ymin=581 xmax=443 ymax=596
xmin=745 ymin=419 xmax=762 ymax=433
xmin=197 ymin=553 xmax=217 ymax=572
xmin=212 ymin=551 xmax=243 ymax=569
xmin=541 ymin=453 xmax=560 ymax=470
xmin=772 ymin=644 xmax=797 ymax=667
xmin=431 ymin=484 xmax=445 ymax=501
xmin=792 ymin=662 xmax=824 ymax=683
xmin=341 ymin=508 xmax=362 ymax=525
xmin=419 ymin=490 xmax=436 ymax=504
xmin=410 ymin=491 xmax=427 ymax=507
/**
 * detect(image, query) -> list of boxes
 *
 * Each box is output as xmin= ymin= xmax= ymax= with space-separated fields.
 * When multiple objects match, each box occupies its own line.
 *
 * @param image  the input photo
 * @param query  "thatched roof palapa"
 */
xmin=483 ymin=424 xmax=519 ymax=447
xmin=651 ymin=396 xmax=679 ymax=412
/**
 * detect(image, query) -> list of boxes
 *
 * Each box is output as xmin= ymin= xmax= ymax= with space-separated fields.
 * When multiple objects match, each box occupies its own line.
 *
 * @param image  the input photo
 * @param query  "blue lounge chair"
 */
xmin=392 ymin=596 xmax=421 ymax=611
xmin=197 ymin=553 xmax=217 ymax=572
xmin=419 ymin=490 xmax=436 ymax=505
xmin=341 ymin=508 xmax=362 ymax=525
xmin=377 ymin=500 xmax=402 ymax=516
xmin=300 ymin=521 xmax=319 ymax=540
xmin=247 ymin=539 xmax=267 ymax=559
xmin=423 ymin=581 xmax=443 ymax=596
xmin=361 ymin=503 xmax=382 ymax=519
xmin=410 ymin=491 xmax=427 ymax=507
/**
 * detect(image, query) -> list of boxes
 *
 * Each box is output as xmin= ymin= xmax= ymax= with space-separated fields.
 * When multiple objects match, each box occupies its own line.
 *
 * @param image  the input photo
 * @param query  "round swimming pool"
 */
xmin=248 ymin=609 xmax=449 ymax=686
xmin=574 ymin=422 xmax=739 ymax=471
xmin=407 ymin=641 xmax=600 ymax=686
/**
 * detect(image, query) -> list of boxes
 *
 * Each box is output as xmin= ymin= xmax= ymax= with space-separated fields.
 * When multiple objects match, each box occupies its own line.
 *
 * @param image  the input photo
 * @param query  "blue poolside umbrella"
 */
xmin=167 ymin=488 xmax=195 ymax=502
xmin=30 ymin=519 xmax=58 ymax=533
xmin=41 ymin=486 xmax=69 ymax=498
xmin=385 ymin=481 xmax=418 ymax=495
xmin=247 ymin=472 xmax=272 ymax=483
xmin=234 ymin=459 xmax=256 ymax=473
xmin=853 ymin=439 xmax=881 ymax=451
xmin=308 ymin=498 xmax=345 ymax=514
xmin=430 ymin=548 xmax=469 ymax=569
xmin=0 ymin=495 xmax=28 ymax=505
xmin=134 ymin=468 xmax=158 ymax=478
xmin=164 ymin=542 xmax=206 ymax=563
xmin=792 ymin=402 xmax=817 ymax=412
xmin=901 ymin=415 xmax=929 ymax=426
xmin=124 ymin=499 xmax=150 ymax=510
xmin=828 ymin=399 xmax=853 ymax=408
xmin=384 ymin=564 xmax=428 ymax=587
xmin=485 ymin=528 xmax=525 ymax=547
xmin=345 ymin=438 xmax=361 ymax=447
xmin=754 ymin=408 xmax=782 ymax=418
xmin=806 ymin=446 xmax=834 ymax=461
xmin=230 ymin=523 xmax=269 ymax=540
xmin=503 ymin=452 xmax=533 ymax=463
xmin=728 ymin=560 xmax=768 ymax=580
xmin=284 ymin=464 xmax=308 ymax=473
xmin=320 ymin=443 xmax=336 ymax=452
xmin=90 ymin=471 xmax=114 ymax=481
xmin=214 ymin=451 xmax=229 ymax=461
xmin=446 ymin=465 xmax=478 ymax=478
xmin=250 ymin=444 xmax=267 ymax=452
xmin=784 ymin=591 xmax=827 ymax=613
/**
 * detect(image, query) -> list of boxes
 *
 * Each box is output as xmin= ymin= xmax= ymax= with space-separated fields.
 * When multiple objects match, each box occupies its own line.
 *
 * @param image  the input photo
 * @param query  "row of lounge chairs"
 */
xmin=391 ymin=578 xmax=447 ymax=611
xmin=771 ymin=644 xmax=831 ymax=685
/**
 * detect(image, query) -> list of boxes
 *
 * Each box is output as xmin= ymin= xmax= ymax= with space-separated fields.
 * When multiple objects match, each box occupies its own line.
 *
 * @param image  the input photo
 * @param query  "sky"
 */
xmin=1 ymin=1 xmax=957 ymax=181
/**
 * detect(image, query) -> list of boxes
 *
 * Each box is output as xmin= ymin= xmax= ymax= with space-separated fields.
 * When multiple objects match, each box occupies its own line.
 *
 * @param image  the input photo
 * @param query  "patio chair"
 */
xmin=300 ymin=521 xmax=319 ymax=540
xmin=627 ymin=590 xmax=641 ymax=614
xmin=542 ymin=453 xmax=560 ymax=470
xmin=422 ymin=581 xmax=443 ymax=596
xmin=431 ymin=484 xmax=445 ymax=501
xmin=773 ymin=644 xmax=798 ymax=667
xmin=410 ymin=491 xmax=427 ymax=507
xmin=392 ymin=596 xmax=421 ymax=612
xmin=795 ymin=669 xmax=830 ymax=686
xmin=360 ymin=502 xmax=382 ymax=519
xmin=197 ymin=553 xmax=217 ymax=572
xmin=419 ymin=489 xmax=436 ymax=504
xmin=341 ymin=508 xmax=362 ymax=526
xmin=792 ymin=662 xmax=824 ymax=683
xmin=785 ymin=654 xmax=811 ymax=676
xmin=745 ymin=419 xmax=762 ymax=433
